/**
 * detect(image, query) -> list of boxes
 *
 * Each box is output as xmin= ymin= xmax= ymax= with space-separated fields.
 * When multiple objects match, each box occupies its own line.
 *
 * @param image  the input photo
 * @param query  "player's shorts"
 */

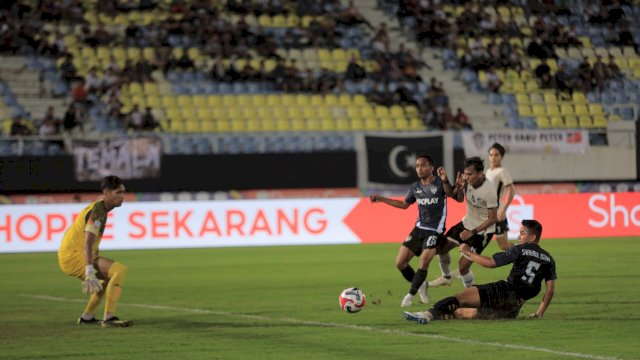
xmin=494 ymin=219 xmax=509 ymax=235
xmin=58 ymin=250 xmax=85 ymax=278
xmin=475 ymin=280 xmax=524 ymax=319
xmin=402 ymin=227 xmax=444 ymax=257
xmin=444 ymin=221 xmax=494 ymax=255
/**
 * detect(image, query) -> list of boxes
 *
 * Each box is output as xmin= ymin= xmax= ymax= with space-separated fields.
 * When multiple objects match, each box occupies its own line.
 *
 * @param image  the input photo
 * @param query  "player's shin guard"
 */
xmin=439 ymin=253 xmax=451 ymax=277
xmin=400 ymin=265 xmax=416 ymax=283
xmin=84 ymin=288 xmax=105 ymax=315
xmin=409 ymin=269 xmax=428 ymax=295
xmin=429 ymin=296 xmax=460 ymax=320
xmin=461 ymin=270 xmax=474 ymax=288
xmin=105 ymin=262 xmax=128 ymax=316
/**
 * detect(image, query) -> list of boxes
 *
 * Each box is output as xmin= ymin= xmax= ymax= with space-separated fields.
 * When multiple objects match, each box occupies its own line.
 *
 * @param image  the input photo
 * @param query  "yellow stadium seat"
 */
xmin=214 ymin=120 xmax=229 ymax=132
xmin=560 ymin=104 xmax=574 ymax=116
xmin=395 ymin=118 xmax=410 ymax=130
xmin=549 ymin=116 xmax=564 ymax=128
xmin=364 ymin=118 xmax=379 ymax=130
xmin=409 ymin=118 xmax=424 ymax=130
xmin=588 ymin=104 xmax=604 ymax=115
xmin=246 ymin=118 xmax=260 ymax=132
xmin=564 ymin=116 xmax=578 ymax=128
xmin=324 ymin=94 xmax=338 ymax=106
xmin=375 ymin=106 xmax=390 ymax=118
xmin=531 ymin=104 xmax=546 ymax=117
xmin=181 ymin=108 xmax=196 ymax=120
xmin=222 ymin=94 xmax=237 ymax=106
xmin=295 ymin=94 xmax=310 ymax=106
xmin=169 ymin=119 xmax=185 ymax=132
xmin=536 ymin=117 xmax=550 ymax=128
xmin=576 ymin=116 xmax=592 ymax=128
xmin=207 ymin=95 xmax=222 ymax=107
xmin=185 ymin=119 xmax=201 ymax=132
xmin=177 ymin=95 xmax=192 ymax=106
xmin=261 ymin=118 xmax=277 ymax=132
xmin=593 ymin=115 xmax=607 ymax=128
xmin=200 ymin=120 xmax=215 ymax=132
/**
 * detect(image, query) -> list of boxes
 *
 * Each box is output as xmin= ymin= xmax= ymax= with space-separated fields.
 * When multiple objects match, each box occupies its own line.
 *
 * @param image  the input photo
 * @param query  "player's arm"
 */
xmin=451 ymin=172 xmax=465 ymax=202
xmin=499 ymin=184 xmax=515 ymax=220
xmin=473 ymin=207 xmax=498 ymax=235
xmin=437 ymin=167 xmax=455 ymax=197
xmin=84 ymin=231 xmax=97 ymax=267
xmin=369 ymin=194 xmax=410 ymax=209
xmin=529 ymin=279 xmax=555 ymax=318
xmin=459 ymin=244 xmax=497 ymax=268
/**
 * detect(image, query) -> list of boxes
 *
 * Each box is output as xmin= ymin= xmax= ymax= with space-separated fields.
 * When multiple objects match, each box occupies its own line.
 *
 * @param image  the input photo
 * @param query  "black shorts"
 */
xmin=444 ymin=221 xmax=493 ymax=254
xmin=402 ymin=227 xmax=444 ymax=257
xmin=494 ymin=219 xmax=509 ymax=235
xmin=475 ymin=280 xmax=524 ymax=319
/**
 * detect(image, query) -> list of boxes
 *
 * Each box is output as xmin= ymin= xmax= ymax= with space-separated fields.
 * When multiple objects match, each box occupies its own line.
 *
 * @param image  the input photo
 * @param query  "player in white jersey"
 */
xmin=486 ymin=143 xmax=516 ymax=251
xmin=429 ymin=157 xmax=498 ymax=288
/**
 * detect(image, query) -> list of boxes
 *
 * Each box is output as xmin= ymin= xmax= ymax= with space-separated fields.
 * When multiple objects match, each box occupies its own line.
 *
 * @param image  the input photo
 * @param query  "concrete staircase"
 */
xmin=0 ymin=55 xmax=69 ymax=123
xmin=353 ymin=0 xmax=505 ymax=130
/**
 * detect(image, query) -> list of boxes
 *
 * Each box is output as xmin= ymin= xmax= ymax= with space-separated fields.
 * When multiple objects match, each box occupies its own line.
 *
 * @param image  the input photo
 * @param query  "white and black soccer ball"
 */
xmin=339 ymin=287 xmax=366 ymax=313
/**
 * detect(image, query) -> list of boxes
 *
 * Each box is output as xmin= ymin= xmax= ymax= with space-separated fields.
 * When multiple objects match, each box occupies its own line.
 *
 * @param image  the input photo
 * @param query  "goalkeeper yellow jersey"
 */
xmin=59 ymin=200 xmax=108 ymax=255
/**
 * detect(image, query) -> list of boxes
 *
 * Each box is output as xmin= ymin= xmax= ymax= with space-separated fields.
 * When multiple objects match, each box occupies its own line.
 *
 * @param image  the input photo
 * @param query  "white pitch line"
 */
xmin=21 ymin=294 xmax=621 ymax=360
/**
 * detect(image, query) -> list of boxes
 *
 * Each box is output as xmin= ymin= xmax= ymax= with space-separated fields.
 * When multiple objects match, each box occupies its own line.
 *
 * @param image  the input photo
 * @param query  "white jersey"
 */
xmin=486 ymin=167 xmax=513 ymax=211
xmin=462 ymin=177 xmax=498 ymax=234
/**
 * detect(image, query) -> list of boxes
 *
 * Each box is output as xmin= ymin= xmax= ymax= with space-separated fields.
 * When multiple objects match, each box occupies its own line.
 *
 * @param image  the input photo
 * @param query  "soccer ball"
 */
xmin=339 ymin=287 xmax=366 ymax=313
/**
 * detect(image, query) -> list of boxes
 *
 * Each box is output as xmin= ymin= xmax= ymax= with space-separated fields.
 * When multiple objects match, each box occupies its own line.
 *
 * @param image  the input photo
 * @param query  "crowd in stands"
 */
xmin=0 ymin=0 xmax=462 ymax=138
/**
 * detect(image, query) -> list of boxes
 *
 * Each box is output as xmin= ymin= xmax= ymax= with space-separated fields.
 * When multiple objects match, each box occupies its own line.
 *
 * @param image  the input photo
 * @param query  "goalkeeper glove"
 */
xmin=82 ymin=265 xmax=103 ymax=295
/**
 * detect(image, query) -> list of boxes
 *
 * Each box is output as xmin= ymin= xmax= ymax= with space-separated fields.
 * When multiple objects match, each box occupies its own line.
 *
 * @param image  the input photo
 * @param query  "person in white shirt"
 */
xmin=429 ymin=157 xmax=498 ymax=288
xmin=485 ymin=143 xmax=516 ymax=250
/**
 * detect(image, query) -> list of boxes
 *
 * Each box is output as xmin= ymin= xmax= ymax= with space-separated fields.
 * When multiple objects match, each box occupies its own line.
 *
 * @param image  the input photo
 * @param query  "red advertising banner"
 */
xmin=0 ymin=193 xmax=638 ymax=253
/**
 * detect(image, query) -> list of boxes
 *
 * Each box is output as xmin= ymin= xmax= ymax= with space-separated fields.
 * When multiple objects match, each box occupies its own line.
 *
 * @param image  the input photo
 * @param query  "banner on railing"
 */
xmin=462 ymin=130 xmax=589 ymax=156
xmin=72 ymin=136 xmax=162 ymax=181
xmin=1 ymin=192 xmax=638 ymax=253
xmin=358 ymin=133 xmax=445 ymax=187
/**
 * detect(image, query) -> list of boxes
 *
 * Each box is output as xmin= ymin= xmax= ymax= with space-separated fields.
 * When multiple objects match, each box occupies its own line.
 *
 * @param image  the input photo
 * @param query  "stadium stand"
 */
xmin=1 ymin=0 xmax=453 ymax=154
xmin=2 ymin=0 xmax=638 ymax=155
xmin=378 ymin=0 xmax=640 ymax=136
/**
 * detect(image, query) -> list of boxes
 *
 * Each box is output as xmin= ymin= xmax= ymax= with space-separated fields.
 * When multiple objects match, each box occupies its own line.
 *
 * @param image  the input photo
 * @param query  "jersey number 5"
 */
xmin=521 ymin=261 xmax=541 ymax=284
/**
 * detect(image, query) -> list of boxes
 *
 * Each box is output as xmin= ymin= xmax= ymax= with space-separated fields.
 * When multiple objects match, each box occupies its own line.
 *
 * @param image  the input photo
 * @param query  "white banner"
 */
xmin=462 ymin=130 xmax=589 ymax=156
xmin=0 ymin=199 xmax=361 ymax=253
xmin=72 ymin=136 xmax=162 ymax=181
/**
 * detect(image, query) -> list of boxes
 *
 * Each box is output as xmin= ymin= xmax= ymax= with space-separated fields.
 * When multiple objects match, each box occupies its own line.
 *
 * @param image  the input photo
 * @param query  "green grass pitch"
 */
xmin=1 ymin=237 xmax=639 ymax=360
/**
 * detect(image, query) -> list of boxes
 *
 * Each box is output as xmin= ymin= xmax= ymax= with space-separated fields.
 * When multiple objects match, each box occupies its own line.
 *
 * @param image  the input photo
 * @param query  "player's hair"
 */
xmin=101 ymin=175 xmax=123 ymax=191
xmin=464 ymin=156 xmax=484 ymax=172
xmin=416 ymin=153 xmax=434 ymax=166
xmin=521 ymin=219 xmax=543 ymax=241
xmin=489 ymin=142 xmax=506 ymax=157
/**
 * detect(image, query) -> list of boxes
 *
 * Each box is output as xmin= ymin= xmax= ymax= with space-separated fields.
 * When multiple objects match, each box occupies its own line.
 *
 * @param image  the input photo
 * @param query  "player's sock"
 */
xmin=400 ymin=265 xmax=415 ymax=283
xmin=83 ymin=289 xmax=104 ymax=317
xmin=409 ymin=269 xmax=428 ymax=295
xmin=461 ymin=270 xmax=474 ymax=288
xmin=104 ymin=262 xmax=128 ymax=317
xmin=438 ymin=253 xmax=451 ymax=277
xmin=429 ymin=296 xmax=460 ymax=320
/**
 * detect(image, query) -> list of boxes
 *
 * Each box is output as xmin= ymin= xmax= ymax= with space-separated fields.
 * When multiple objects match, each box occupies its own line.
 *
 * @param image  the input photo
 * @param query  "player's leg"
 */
xmin=458 ymin=256 xmax=475 ymax=288
xmin=429 ymin=224 xmax=463 ymax=287
xmin=58 ymin=251 xmax=103 ymax=324
xmin=95 ymin=257 xmax=132 ymax=327
xmin=459 ymin=232 xmax=493 ymax=288
xmin=452 ymin=308 xmax=479 ymax=320
xmin=403 ymin=247 xmax=437 ymax=306
xmin=494 ymin=220 xmax=512 ymax=250
xmin=395 ymin=245 xmax=415 ymax=283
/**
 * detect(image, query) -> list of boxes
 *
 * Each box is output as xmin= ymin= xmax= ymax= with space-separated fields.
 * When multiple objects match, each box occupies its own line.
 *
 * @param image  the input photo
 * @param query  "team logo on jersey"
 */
xmin=93 ymin=220 xmax=102 ymax=228
xmin=430 ymin=185 xmax=437 ymax=194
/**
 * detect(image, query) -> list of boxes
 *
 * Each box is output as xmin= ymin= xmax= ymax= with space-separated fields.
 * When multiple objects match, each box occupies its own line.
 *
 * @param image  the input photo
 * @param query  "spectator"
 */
xmin=485 ymin=67 xmax=503 ymax=93
xmin=449 ymin=107 xmax=472 ymax=130
xmin=592 ymin=55 xmax=608 ymax=90
xmin=125 ymin=104 xmax=144 ymax=131
xmin=142 ymin=107 xmax=161 ymax=130
xmin=607 ymin=55 xmax=622 ymax=80
xmin=10 ymin=115 xmax=34 ymax=136
xmin=534 ymin=58 xmax=551 ymax=79
xmin=344 ymin=56 xmax=366 ymax=81
xmin=63 ymin=104 xmax=83 ymax=133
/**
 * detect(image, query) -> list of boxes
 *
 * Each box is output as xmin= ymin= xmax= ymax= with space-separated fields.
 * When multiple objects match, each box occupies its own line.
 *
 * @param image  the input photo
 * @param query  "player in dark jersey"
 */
xmin=404 ymin=219 xmax=556 ymax=323
xmin=370 ymin=154 xmax=455 ymax=307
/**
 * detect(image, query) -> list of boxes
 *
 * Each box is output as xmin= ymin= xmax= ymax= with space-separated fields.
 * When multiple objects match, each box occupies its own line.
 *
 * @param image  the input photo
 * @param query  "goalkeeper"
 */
xmin=58 ymin=175 xmax=132 ymax=328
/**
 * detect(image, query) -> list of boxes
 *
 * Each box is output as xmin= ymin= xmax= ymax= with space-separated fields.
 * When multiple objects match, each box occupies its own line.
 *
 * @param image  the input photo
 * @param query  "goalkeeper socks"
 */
xmin=409 ymin=269 xmax=428 ymax=295
xmin=438 ymin=253 xmax=451 ymax=277
xmin=104 ymin=262 xmax=128 ymax=316
xmin=83 ymin=289 xmax=105 ymax=316
xmin=400 ymin=265 xmax=415 ymax=283
xmin=461 ymin=270 xmax=474 ymax=288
